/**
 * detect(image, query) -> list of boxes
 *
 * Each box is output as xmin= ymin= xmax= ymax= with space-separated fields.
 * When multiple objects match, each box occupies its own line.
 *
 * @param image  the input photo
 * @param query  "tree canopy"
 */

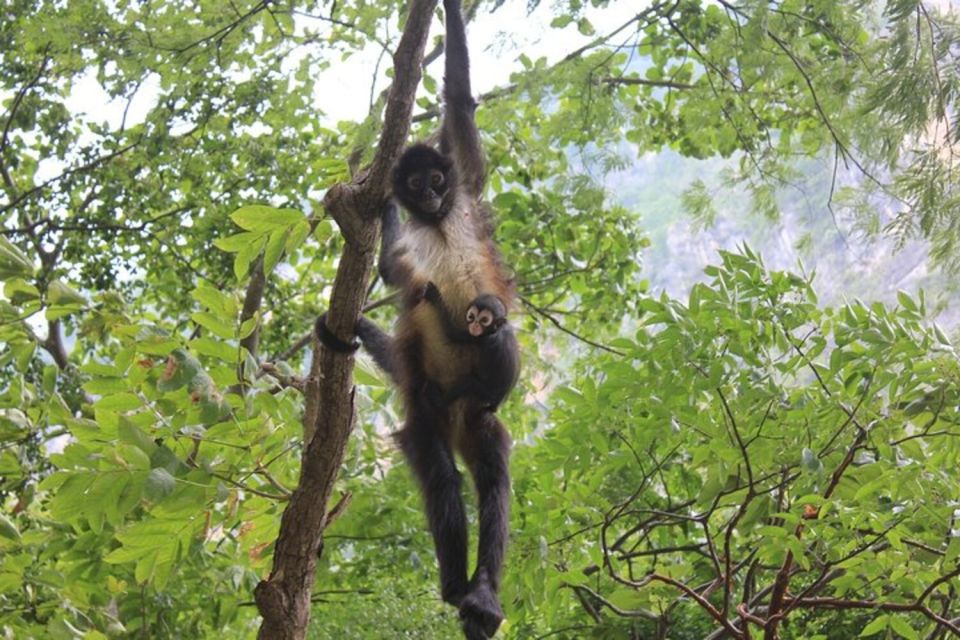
xmin=1 ymin=0 xmax=958 ymax=639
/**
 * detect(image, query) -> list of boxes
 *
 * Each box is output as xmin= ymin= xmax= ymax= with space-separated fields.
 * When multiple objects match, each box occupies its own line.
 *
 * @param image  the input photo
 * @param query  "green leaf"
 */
xmin=234 ymin=235 xmax=267 ymax=280
xmin=0 ymin=514 xmax=21 ymax=542
xmin=94 ymin=393 xmax=142 ymax=412
xmin=42 ymin=364 xmax=57 ymax=394
xmin=144 ymin=468 xmax=176 ymax=501
xmin=47 ymin=279 xmax=87 ymax=305
xmin=192 ymin=283 xmax=237 ymax=317
xmin=860 ymin=615 xmax=888 ymax=636
xmin=263 ymin=226 xmax=288 ymax=273
xmin=230 ymin=205 xmax=304 ymax=231
xmin=214 ymin=231 xmax=264 ymax=253
xmin=896 ymin=290 xmax=916 ymax=311
xmin=0 ymin=237 xmax=34 ymax=278
xmin=4 ymin=278 xmax=40 ymax=304
xmin=191 ymin=311 xmax=235 ymax=340
xmin=117 ymin=444 xmax=152 ymax=470
xmin=313 ymin=219 xmax=335 ymax=245
xmin=190 ymin=336 xmax=236 ymax=362
xmin=285 ymin=219 xmax=311 ymax=254
xmin=134 ymin=325 xmax=179 ymax=356
xmin=888 ymin=615 xmax=919 ymax=640
xmin=238 ymin=315 xmax=259 ymax=340
xmin=157 ymin=350 xmax=198 ymax=392
xmin=945 ymin=537 xmax=960 ymax=565
xmin=118 ymin=418 xmax=159 ymax=456
xmin=0 ymin=409 xmax=30 ymax=439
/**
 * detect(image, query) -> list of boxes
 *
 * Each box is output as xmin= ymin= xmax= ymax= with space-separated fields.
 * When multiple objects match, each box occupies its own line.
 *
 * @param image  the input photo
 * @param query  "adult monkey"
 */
xmin=318 ymin=0 xmax=516 ymax=636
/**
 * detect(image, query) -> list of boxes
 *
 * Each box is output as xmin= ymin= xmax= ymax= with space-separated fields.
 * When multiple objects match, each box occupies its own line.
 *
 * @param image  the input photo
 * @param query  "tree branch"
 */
xmin=253 ymin=0 xmax=438 ymax=637
xmin=0 ymin=141 xmax=141 ymax=214
xmin=0 ymin=43 xmax=52 ymax=195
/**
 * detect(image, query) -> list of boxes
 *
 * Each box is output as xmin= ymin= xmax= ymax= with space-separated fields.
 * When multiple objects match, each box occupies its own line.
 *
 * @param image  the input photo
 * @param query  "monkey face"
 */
xmin=465 ymin=295 xmax=507 ymax=337
xmin=393 ymin=144 xmax=455 ymax=223
xmin=405 ymin=167 xmax=448 ymax=215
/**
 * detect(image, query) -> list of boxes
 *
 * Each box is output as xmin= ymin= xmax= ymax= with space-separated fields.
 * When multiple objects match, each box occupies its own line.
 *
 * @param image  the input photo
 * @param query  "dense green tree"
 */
xmin=1 ymin=0 xmax=957 ymax=638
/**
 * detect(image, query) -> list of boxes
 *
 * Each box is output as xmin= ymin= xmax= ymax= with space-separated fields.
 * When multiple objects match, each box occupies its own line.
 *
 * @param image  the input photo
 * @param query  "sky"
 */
xmin=56 ymin=0 xmax=640 ymax=145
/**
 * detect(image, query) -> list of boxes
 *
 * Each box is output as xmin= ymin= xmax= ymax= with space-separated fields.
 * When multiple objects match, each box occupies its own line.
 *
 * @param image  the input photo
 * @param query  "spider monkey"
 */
xmin=420 ymin=282 xmax=518 ymax=412
xmin=316 ymin=1 xmax=515 ymax=636
xmin=316 ymin=286 xmax=517 ymax=414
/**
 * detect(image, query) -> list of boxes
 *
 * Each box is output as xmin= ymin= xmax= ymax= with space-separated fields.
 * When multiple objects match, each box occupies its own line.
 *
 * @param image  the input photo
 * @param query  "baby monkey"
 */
xmin=420 ymin=282 xmax=518 ymax=413
xmin=314 ymin=283 xmax=518 ymax=414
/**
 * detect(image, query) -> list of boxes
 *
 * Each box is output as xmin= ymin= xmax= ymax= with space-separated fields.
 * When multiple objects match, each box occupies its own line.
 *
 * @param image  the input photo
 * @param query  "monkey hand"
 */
xmin=315 ymin=311 xmax=360 ymax=354
xmin=423 ymin=281 xmax=442 ymax=304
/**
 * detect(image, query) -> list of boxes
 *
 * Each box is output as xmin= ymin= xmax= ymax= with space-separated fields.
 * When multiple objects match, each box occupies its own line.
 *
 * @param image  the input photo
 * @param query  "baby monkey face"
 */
xmin=465 ymin=295 xmax=507 ymax=337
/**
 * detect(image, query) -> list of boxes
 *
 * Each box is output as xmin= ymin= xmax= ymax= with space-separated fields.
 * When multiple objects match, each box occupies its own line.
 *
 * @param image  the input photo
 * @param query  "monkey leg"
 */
xmin=395 ymin=400 xmax=469 ymax=605
xmin=458 ymin=409 xmax=511 ymax=638
xmin=353 ymin=316 xmax=401 ymax=384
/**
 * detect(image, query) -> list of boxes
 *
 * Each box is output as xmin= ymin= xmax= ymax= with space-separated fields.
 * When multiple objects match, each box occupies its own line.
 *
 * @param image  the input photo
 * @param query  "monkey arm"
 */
xmin=354 ymin=316 xmax=401 ymax=384
xmin=423 ymin=282 xmax=473 ymax=342
xmin=440 ymin=0 xmax=485 ymax=198
xmin=377 ymin=202 xmax=408 ymax=288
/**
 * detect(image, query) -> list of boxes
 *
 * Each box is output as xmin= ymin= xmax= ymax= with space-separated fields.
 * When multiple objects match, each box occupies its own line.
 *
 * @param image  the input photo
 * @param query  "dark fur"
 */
xmin=392 ymin=144 xmax=457 ymax=223
xmin=328 ymin=2 xmax=516 ymax=637
xmin=351 ymin=311 xmax=513 ymax=610
xmin=314 ymin=313 xmax=360 ymax=353
xmin=423 ymin=284 xmax=519 ymax=412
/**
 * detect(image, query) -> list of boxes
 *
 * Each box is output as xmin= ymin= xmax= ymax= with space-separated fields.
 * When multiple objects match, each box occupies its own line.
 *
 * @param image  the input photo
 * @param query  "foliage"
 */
xmin=509 ymin=249 xmax=959 ymax=638
xmin=1 ymin=0 xmax=958 ymax=638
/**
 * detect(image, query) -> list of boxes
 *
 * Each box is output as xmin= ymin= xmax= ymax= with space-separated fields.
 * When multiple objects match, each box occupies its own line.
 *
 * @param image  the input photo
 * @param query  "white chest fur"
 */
xmin=396 ymin=201 xmax=487 ymax=313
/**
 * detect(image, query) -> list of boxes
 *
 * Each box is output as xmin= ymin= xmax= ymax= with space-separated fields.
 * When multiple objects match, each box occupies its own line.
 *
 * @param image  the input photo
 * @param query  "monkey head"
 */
xmin=466 ymin=295 xmax=507 ymax=338
xmin=392 ymin=144 xmax=456 ymax=223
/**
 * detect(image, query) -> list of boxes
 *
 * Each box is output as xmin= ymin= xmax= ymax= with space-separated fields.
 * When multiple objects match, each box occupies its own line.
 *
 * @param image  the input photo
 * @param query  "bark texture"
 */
xmin=254 ymin=1 xmax=439 ymax=637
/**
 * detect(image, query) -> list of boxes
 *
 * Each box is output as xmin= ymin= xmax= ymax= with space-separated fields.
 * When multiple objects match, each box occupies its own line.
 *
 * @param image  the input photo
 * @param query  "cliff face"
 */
xmin=607 ymin=150 xmax=958 ymax=329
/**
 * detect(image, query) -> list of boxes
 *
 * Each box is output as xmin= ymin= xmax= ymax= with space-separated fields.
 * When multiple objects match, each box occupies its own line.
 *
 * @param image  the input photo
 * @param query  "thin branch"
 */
xmin=566 ymin=584 xmax=659 ymax=621
xmin=783 ymin=596 xmax=960 ymax=636
xmin=211 ymin=471 xmax=289 ymax=501
xmin=1 ymin=141 xmax=141 ymax=214
xmin=1 ymin=43 xmax=53 ymax=194
xmin=171 ymin=0 xmax=270 ymax=55
xmin=599 ymin=76 xmax=695 ymax=90
xmin=521 ymin=296 xmax=624 ymax=355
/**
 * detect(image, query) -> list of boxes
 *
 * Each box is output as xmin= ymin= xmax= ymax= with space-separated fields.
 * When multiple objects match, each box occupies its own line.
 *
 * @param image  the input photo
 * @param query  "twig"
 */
xmin=521 ymin=296 xmax=624 ymax=355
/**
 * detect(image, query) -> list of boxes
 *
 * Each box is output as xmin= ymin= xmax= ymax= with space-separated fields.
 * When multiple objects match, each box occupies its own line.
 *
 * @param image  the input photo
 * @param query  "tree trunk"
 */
xmin=253 ymin=1 xmax=439 ymax=637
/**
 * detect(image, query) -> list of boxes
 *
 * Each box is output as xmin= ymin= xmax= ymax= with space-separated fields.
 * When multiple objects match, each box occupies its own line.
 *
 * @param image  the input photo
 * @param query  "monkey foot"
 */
xmin=442 ymin=584 xmax=466 ymax=608
xmin=459 ymin=573 xmax=503 ymax=639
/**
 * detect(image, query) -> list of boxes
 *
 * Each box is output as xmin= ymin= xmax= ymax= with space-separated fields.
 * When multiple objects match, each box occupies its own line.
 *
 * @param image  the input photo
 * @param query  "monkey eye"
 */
xmin=408 ymin=176 xmax=423 ymax=191
xmin=478 ymin=310 xmax=493 ymax=326
xmin=430 ymin=170 xmax=444 ymax=187
xmin=466 ymin=308 xmax=477 ymax=322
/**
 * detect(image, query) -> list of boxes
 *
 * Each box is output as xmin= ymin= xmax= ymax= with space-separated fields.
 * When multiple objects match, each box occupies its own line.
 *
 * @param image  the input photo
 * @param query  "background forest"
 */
xmin=1 ymin=0 xmax=959 ymax=639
